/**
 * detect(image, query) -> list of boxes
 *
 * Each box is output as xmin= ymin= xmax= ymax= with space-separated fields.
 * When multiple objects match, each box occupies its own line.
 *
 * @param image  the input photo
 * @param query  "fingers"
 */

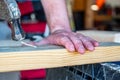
xmin=79 ymin=36 xmax=95 ymax=51
xmin=69 ymin=35 xmax=85 ymax=54
xmin=27 ymin=38 xmax=50 ymax=46
xmin=35 ymin=38 xmax=50 ymax=46
xmin=85 ymin=36 xmax=99 ymax=47
xmin=76 ymin=33 xmax=99 ymax=45
xmin=30 ymin=31 xmax=99 ymax=54
xmin=59 ymin=36 xmax=75 ymax=52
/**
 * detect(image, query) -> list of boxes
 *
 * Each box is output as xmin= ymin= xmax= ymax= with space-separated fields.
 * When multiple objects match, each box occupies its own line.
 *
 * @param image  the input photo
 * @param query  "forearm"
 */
xmin=41 ymin=0 xmax=71 ymax=33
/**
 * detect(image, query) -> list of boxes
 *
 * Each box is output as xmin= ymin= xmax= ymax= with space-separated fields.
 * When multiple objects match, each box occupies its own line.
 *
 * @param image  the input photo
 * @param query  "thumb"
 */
xmin=21 ymin=38 xmax=49 ymax=47
xmin=34 ymin=38 xmax=50 ymax=46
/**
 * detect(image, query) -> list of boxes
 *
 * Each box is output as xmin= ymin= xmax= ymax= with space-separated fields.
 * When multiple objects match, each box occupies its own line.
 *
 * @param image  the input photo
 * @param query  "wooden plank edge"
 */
xmin=0 ymin=46 xmax=120 ymax=72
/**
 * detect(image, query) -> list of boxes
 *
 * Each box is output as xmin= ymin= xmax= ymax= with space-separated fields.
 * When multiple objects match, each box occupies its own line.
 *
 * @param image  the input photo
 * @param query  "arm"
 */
xmin=34 ymin=0 xmax=99 ymax=54
xmin=41 ymin=0 xmax=71 ymax=33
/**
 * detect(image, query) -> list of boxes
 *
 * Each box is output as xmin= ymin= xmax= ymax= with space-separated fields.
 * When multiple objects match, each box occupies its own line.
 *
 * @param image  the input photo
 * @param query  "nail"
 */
xmin=78 ymin=47 xmax=85 ymax=54
xmin=88 ymin=46 xmax=94 ymax=51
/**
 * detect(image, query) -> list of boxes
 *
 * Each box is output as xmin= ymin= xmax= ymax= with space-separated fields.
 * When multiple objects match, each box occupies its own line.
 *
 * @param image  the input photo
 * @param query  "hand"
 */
xmin=33 ymin=30 xmax=99 ymax=54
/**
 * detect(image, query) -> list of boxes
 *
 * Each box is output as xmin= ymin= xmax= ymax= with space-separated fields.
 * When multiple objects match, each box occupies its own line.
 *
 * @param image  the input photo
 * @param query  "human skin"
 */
xmin=33 ymin=0 xmax=99 ymax=54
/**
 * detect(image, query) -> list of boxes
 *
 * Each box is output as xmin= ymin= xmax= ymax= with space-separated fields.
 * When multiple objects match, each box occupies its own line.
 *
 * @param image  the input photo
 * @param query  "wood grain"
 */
xmin=0 ymin=42 xmax=120 ymax=72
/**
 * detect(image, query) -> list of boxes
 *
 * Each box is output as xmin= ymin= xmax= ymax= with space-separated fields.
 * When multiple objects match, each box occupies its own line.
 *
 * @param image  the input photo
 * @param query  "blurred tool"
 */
xmin=0 ymin=0 xmax=25 ymax=41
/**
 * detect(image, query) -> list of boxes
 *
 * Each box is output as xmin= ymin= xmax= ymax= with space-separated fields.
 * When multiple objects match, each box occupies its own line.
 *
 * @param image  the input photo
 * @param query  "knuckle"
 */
xmin=70 ymin=36 xmax=82 ymax=44
xmin=82 ymin=38 xmax=88 ymax=42
xmin=74 ymin=39 xmax=81 ymax=44
xmin=86 ymin=36 xmax=93 ymax=40
xmin=76 ymin=33 xmax=84 ymax=37
xmin=78 ymin=35 xmax=84 ymax=39
xmin=60 ymin=36 xmax=68 ymax=41
xmin=59 ymin=36 xmax=70 ymax=45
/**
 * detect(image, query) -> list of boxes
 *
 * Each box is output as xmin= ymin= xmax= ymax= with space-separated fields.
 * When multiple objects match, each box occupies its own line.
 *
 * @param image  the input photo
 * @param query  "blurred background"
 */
xmin=72 ymin=0 xmax=120 ymax=31
xmin=17 ymin=0 xmax=120 ymax=33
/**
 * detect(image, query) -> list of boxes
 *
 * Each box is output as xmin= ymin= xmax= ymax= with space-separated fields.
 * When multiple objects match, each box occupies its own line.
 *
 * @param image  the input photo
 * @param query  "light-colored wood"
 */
xmin=0 ymin=40 xmax=30 ymax=47
xmin=0 ymin=43 xmax=120 ymax=72
xmin=77 ymin=30 xmax=120 ymax=42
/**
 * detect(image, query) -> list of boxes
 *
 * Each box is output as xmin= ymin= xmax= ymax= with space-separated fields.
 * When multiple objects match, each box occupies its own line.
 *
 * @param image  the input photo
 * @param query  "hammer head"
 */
xmin=0 ymin=0 xmax=21 ymax=21
xmin=0 ymin=0 xmax=25 ymax=41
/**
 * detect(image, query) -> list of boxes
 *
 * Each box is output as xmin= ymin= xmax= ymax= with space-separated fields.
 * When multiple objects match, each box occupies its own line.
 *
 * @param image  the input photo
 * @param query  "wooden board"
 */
xmin=0 ymin=42 xmax=120 ymax=72
xmin=77 ymin=30 xmax=120 ymax=42
xmin=0 ymin=40 xmax=30 ymax=47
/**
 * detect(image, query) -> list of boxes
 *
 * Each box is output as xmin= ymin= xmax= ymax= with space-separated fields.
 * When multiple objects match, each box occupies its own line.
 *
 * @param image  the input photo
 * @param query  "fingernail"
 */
xmin=80 ymin=50 xmax=85 ymax=54
xmin=88 ymin=47 xmax=94 ymax=51
xmin=78 ymin=48 xmax=85 ymax=54
xmin=95 ymin=42 xmax=99 ymax=46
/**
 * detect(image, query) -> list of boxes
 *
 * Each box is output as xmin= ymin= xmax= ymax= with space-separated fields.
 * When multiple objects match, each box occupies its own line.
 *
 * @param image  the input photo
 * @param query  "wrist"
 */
xmin=50 ymin=26 xmax=72 ymax=33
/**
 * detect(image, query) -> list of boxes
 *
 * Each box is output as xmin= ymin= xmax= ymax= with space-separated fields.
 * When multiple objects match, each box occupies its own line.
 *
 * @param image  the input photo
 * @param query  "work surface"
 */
xmin=0 ymin=41 xmax=120 ymax=72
